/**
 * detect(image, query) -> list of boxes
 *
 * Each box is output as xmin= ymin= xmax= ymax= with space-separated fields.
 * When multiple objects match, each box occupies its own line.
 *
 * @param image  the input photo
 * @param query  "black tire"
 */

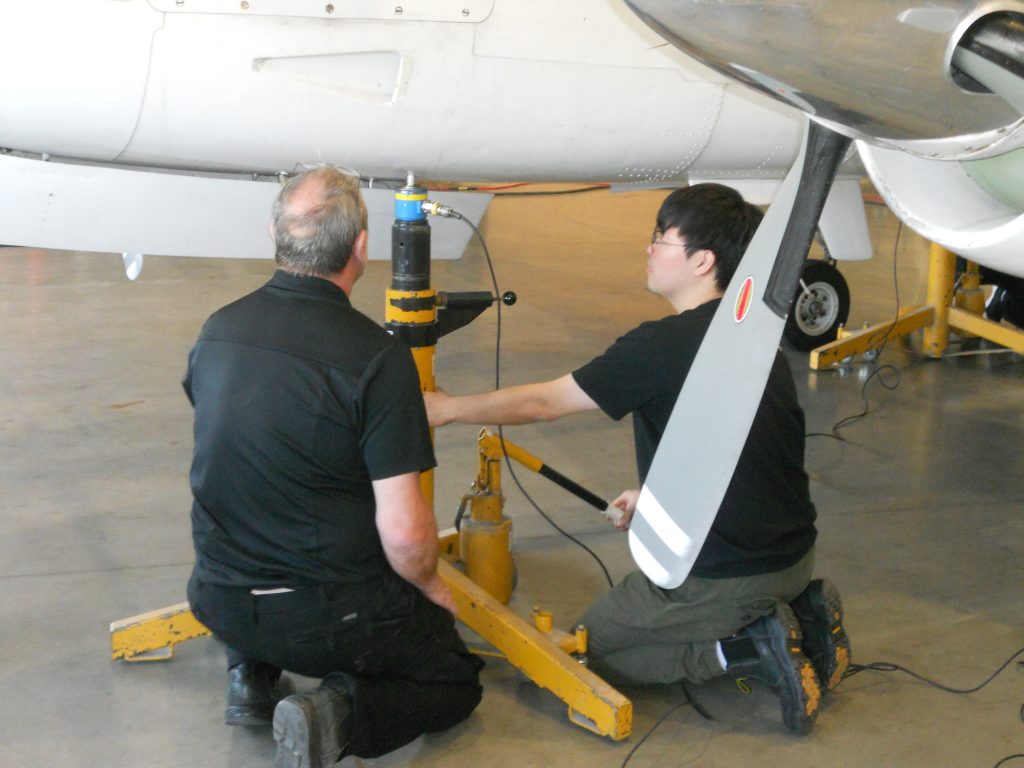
xmin=784 ymin=260 xmax=851 ymax=351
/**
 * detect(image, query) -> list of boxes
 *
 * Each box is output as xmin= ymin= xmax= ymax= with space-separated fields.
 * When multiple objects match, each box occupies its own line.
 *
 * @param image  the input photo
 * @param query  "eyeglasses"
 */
xmin=650 ymin=230 xmax=689 ymax=249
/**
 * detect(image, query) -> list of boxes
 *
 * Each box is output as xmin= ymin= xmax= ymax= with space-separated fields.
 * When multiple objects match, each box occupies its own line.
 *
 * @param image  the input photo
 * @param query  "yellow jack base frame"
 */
xmin=439 ymin=560 xmax=631 ymax=740
xmin=110 ymin=569 xmax=631 ymax=740
xmin=110 ymin=602 xmax=212 ymax=662
xmin=810 ymin=244 xmax=1024 ymax=369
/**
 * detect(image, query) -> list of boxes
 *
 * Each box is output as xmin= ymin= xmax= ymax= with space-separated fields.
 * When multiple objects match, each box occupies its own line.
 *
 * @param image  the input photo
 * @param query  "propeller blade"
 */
xmin=629 ymin=119 xmax=852 ymax=588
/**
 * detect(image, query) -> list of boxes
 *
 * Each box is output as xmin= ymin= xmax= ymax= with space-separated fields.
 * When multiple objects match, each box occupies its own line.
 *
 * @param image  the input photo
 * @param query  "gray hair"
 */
xmin=271 ymin=167 xmax=368 ymax=276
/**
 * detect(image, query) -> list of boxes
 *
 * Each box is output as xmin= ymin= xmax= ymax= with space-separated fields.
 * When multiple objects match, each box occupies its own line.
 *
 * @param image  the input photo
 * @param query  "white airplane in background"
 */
xmin=0 ymin=0 xmax=872 ymax=328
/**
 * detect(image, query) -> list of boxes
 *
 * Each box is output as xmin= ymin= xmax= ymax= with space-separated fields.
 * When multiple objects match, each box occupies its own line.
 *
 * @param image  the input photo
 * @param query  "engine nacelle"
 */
xmin=858 ymin=128 xmax=1024 ymax=277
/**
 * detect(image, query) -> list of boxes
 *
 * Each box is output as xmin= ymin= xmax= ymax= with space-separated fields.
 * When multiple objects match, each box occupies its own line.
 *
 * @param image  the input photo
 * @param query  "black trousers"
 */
xmin=188 ymin=571 xmax=484 ymax=758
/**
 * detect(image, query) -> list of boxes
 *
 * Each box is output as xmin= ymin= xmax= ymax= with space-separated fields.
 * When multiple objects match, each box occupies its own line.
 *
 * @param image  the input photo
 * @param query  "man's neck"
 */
xmin=323 ymin=271 xmax=356 ymax=296
xmin=279 ymin=266 xmax=357 ymax=297
xmin=669 ymin=283 xmax=723 ymax=314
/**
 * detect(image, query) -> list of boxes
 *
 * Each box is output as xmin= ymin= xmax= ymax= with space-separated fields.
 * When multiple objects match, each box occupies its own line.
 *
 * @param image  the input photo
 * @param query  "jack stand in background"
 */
xmin=810 ymin=242 xmax=1024 ymax=369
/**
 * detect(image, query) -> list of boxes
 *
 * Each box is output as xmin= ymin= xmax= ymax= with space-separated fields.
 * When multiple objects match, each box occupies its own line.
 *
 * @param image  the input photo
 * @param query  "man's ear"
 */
xmin=695 ymin=249 xmax=717 ymax=276
xmin=354 ymin=229 xmax=368 ymax=263
xmin=349 ymin=229 xmax=369 ymax=275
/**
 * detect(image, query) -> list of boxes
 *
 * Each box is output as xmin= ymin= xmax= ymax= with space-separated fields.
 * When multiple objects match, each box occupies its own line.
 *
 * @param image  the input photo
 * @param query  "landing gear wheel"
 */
xmin=784 ymin=260 xmax=851 ymax=352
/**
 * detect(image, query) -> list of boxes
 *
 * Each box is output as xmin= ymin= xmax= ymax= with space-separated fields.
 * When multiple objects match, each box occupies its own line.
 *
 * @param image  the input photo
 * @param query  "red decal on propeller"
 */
xmin=734 ymin=276 xmax=754 ymax=323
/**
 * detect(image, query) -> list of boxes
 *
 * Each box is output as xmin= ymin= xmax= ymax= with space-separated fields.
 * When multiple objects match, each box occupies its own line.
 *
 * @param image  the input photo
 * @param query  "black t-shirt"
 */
xmin=572 ymin=299 xmax=816 ymax=578
xmin=183 ymin=270 xmax=436 ymax=588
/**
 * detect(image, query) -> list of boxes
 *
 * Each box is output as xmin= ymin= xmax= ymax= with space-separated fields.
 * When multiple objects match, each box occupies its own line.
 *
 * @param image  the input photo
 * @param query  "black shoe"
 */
xmin=273 ymin=677 xmax=352 ymax=768
xmin=790 ymin=578 xmax=851 ymax=692
xmin=721 ymin=604 xmax=821 ymax=735
xmin=225 ymin=661 xmax=288 ymax=726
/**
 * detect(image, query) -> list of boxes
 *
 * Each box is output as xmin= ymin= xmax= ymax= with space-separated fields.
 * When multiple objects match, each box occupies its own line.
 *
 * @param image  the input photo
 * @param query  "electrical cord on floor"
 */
xmin=618 ymin=681 xmax=714 ymax=768
xmin=806 ymin=221 xmax=905 ymax=442
xmin=618 ymin=648 xmax=1024 ymax=768
xmin=994 ymin=755 xmax=1024 ymax=768
xmin=457 ymin=217 xmax=615 ymax=589
xmin=843 ymin=647 xmax=1024 ymax=768
xmin=842 ymin=645 xmax=1023 ymax=694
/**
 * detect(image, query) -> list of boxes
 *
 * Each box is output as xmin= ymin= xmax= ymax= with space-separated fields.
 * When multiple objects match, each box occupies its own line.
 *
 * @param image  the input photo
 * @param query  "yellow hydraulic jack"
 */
xmin=110 ymin=180 xmax=631 ymax=741
xmin=810 ymin=243 xmax=1024 ymax=369
xmin=435 ymin=428 xmax=629 ymax=739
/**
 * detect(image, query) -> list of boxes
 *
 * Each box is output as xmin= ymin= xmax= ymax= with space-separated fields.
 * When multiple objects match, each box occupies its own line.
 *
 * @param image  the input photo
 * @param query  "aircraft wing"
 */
xmin=0 ymin=153 xmax=490 ymax=271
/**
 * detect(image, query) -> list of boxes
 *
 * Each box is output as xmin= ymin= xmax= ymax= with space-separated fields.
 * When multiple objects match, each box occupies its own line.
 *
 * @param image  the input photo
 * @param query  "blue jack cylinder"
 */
xmin=391 ymin=184 xmax=431 ymax=295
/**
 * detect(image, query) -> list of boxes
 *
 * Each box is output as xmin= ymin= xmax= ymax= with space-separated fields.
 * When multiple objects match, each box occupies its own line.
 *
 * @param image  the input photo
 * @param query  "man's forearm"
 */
xmin=436 ymin=384 xmax=554 ymax=426
xmin=429 ymin=374 xmax=598 ymax=427
xmin=382 ymin=530 xmax=440 ymax=591
xmin=378 ymin=506 xmax=455 ymax=615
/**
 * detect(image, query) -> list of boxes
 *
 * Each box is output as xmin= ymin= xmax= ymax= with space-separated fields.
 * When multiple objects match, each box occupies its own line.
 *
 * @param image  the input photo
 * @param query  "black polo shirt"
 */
xmin=572 ymin=299 xmax=816 ymax=579
xmin=183 ymin=270 xmax=436 ymax=588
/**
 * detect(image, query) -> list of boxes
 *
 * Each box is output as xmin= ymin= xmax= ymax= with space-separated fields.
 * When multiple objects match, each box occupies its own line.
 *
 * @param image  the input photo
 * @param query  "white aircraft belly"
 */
xmin=0 ymin=2 xmax=160 ymax=159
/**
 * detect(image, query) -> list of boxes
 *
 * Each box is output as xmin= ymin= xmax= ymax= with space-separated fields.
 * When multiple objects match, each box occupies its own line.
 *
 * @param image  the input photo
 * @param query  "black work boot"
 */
xmin=225 ymin=661 xmax=288 ymax=726
xmin=790 ymin=578 xmax=851 ymax=691
xmin=720 ymin=604 xmax=821 ymax=735
xmin=273 ymin=675 xmax=352 ymax=768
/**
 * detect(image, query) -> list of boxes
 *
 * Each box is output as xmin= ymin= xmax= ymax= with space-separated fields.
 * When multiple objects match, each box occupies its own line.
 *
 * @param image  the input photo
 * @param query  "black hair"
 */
xmin=655 ymin=183 xmax=763 ymax=291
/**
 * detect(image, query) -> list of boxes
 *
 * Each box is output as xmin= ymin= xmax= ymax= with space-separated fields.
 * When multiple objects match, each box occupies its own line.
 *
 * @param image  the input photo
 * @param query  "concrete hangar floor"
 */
xmin=0 ymin=185 xmax=1021 ymax=768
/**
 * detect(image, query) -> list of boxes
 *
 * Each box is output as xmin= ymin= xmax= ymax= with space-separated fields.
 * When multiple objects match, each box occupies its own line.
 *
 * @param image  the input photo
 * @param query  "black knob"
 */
xmin=501 ymin=291 xmax=517 ymax=306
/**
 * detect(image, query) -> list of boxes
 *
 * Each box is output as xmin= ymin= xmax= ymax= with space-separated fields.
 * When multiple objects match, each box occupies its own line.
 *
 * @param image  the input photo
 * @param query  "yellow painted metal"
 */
xmin=409 ymin=343 xmax=437 ymax=504
xmin=477 ymin=430 xmax=543 ymax=472
xmin=923 ymin=243 xmax=956 ymax=358
xmin=531 ymin=608 xmax=588 ymax=654
xmin=574 ymin=624 xmax=589 ymax=655
xmin=387 ymin=287 xmax=436 ymax=503
xmin=385 ymin=288 xmax=437 ymax=325
xmin=410 ymin=346 xmax=436 ymax=392
xmin=438 ymin=560 xmax=632 ymax=740
xmin=454 ymin=429 xmax=516 ymax=604
xmin=810 ymin=242 xmax=1024 ymax=366
xmin=460 ymin=513 xmax=514 ymax=605
xmin=438 ymin=526 xmax=461 ymax=562
xmin=533 ymin=607 xmax=554 ymax=633
xmin=954 ymin=262 xmax=986 ymax=336
xmin=810 ymin=306 xmax=935 ymax=369
xmin=949 ymin=308 xmax=1024 ymax=353
xmin=110 ymin=602 xmax=211 ymax=661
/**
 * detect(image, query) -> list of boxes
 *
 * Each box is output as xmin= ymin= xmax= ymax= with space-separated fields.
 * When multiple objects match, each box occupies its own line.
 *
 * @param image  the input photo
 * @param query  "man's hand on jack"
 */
xmin=609 ymin=489 xmax=639 ymax=530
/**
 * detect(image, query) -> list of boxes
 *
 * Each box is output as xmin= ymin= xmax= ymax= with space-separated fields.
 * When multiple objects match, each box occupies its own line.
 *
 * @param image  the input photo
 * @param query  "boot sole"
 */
xmin=273 ymin=697 xmax=319 ymax=768
xmin=772 ymin=605 xmax=821 ymax=736
xmin=792 ymin=579 xmax=850 ymax=691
